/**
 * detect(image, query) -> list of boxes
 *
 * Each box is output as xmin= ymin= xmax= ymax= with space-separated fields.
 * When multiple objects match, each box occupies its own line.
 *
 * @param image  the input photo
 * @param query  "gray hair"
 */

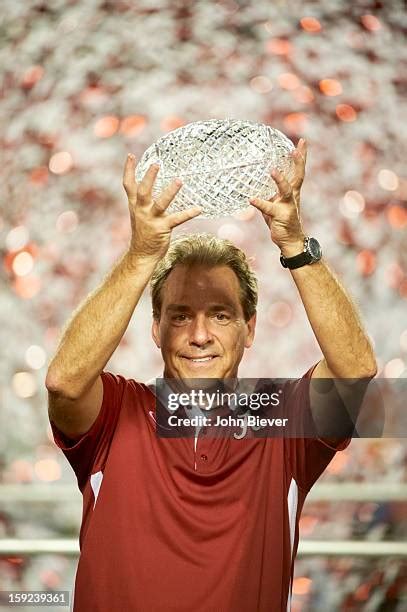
xmin=150 ymin=233 xmax=258 ymax=321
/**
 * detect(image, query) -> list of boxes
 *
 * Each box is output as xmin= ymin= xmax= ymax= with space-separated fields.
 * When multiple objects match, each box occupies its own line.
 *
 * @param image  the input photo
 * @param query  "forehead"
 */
xmin=161 ymin=265 xmax=242 ymax=309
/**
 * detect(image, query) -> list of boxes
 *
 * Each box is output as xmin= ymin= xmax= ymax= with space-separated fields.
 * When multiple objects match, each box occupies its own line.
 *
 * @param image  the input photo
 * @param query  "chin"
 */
xmin=177 ymin=359 xmax=228 ymax=384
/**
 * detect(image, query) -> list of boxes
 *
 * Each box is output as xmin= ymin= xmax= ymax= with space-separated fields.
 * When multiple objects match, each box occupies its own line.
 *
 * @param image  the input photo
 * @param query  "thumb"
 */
xmin=249 ymin=198 xmax=278 ymax=218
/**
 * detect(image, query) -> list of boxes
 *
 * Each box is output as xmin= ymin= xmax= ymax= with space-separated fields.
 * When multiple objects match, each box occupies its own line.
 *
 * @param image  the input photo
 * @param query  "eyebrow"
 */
xmin=165 ymin=303 xmax=237 ymax=313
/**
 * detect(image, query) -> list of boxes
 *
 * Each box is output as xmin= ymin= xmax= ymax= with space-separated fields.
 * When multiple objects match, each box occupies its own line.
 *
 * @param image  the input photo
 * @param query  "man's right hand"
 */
xmin=123 ymin=154 xmax=202 ymax=261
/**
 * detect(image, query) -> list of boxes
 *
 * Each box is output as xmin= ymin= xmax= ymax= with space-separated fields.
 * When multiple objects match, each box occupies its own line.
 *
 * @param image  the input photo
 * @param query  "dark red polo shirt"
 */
xmin=50 ymin=364 xmax=350 ymax=612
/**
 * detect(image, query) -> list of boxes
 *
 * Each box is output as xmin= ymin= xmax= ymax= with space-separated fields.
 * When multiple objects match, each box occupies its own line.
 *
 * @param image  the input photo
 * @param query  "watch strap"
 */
xmin=280 ymin=236 xmax=316 ymax=269
xmin=280 ymin=250 xmax=314 ymax=269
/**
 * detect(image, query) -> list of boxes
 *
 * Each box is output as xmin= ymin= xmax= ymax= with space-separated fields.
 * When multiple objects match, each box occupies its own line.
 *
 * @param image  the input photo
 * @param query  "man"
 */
xmin=46 ymin=139 xmax=377 ymax=611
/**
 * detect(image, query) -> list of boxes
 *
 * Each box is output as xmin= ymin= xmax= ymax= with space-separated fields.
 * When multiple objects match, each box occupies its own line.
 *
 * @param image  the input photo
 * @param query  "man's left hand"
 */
xmin=249 ymin=138 xmax=308 ymax=258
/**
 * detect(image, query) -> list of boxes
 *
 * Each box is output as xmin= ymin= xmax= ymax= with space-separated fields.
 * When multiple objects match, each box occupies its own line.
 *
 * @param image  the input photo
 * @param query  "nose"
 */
xmin=188 ymin=314 xmax=213 ymax=347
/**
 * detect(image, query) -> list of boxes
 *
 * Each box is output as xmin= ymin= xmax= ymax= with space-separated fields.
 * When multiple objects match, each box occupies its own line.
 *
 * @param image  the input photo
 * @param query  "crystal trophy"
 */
xmin=135 ymin=119 xmax=296 ymax=219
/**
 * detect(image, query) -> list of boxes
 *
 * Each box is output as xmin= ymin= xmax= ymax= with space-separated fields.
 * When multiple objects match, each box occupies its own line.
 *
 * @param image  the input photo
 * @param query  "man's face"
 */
xmin=152 ymin=265 xmax=256 ymax=380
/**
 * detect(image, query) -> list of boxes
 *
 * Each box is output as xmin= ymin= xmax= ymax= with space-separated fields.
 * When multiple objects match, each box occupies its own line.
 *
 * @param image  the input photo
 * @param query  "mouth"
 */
xmin=180 ymin=355 xmax=219 ymax=365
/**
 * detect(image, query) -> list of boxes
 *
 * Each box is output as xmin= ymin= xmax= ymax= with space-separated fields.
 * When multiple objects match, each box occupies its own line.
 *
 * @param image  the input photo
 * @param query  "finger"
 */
xmin=291 ymin=140 xmax=307 ymax=189
xmin=137 ymin=163 xmax=161 ymax=205
xmin=298 ymin=137 xmax=308 ymax=164
xmin=249 ymin=197 xmax=278 ymax=217
xmin=151 ymin=179 xmax=183 ymax=215
xmin=167 ymin=206 xmax=202 ymax=229
xmin=291 ymin=147 xmax=306 ymax=177
xmin=271 ymin=169 xmax=293 ymax=201
xmin=123 ymin=154 xmax=138 ymax=203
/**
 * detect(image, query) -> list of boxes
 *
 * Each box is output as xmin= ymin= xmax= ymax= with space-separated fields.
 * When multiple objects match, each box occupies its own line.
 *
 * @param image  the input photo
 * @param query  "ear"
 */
xmin=151 ymin=318 xmax=161 ymax=349
xmin=245 ymin=313 xmax=256 ymax=349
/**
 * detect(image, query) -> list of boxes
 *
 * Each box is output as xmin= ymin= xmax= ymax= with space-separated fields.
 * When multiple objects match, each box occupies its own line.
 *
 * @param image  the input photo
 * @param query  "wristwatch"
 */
xmin=280 ymin=236 xmax=322 ymax=269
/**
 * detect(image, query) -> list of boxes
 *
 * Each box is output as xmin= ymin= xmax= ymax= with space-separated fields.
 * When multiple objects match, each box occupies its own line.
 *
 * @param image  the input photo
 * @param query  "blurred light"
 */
xmin=336 ymin=104 xmax=357 ymax=122
xmin=12 ymin=372 xmax=37 ymax=398
xmin=268 ymin=302 xmax=292 ymax=327
xmin=292 ymin=577 xmax=312 ymax=596
xmin=12 ymin=251 xmax=34 ymax=276
xmin=386 ymin=205 xmax=407 ymax=228
xmin=384 ymin=358 xmax=405 ymax=378
xmin=4 ymin=243 xmax=38 ymax=274
xmin=10 ymin=460 xmax=34 ymax=483
xmin=94 ymin=115 xmax=120 ymax=138
xmin=400 ymin=330 xmax=407 ymax=352
xmin=120 ymin=114 xmax=147 ymax=136
xmin=293 ymin=86 xmax=314 ymax=104
xmin=266 ymin=38 xmax=293 ymax=55
xmin=361 ymin=15 xmax=382 ymax=31
xmin=377 ymin=169 xmax=399 ymax=191
xmin=283 ymin=113 xmax=308 ymax=133
xmin=250 ymin=75 xmax=273 ymax=93
xmin=34 ymin=459 xmax=62 ymax=482
xmin=49 ymin=151 xmax=73 ymax=174
xmin=6 ymin=226 xmax=29 ymax=251
xmin=13 ymin=275 xmax=42 ymax=299
xmin=278 ymin=73 xmax=300 ymax=90
xmin=217 ymin=223 xmax=245 ymax=244
xmin=29 ymin=166 xmax=49 ymax=185
xmin=300 ymin=17 xmax=322 ymax=33
xmin=56 ymin=210 xmax=79 ymax=233
xmin=21 ymin=65 xmax=44 ymax=88
xmin=25 ymin=345 xmax=47 ymax=369
xmin=319 ymin=79 xmax=342 ymax=96
xmin=340 ymin=190 xmax=365 ymax=218
xmin=356 ymin=250 xmax=376 ymax=275
xmin=160 ymin=116 xmax=184 ymax=133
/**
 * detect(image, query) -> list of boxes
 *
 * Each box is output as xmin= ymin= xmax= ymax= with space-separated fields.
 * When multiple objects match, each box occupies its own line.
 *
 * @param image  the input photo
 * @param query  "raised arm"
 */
xmin=249 ymin=140 xmax=377 ymax=438
xmin=46 ymin=155 xmax=201 ymax=438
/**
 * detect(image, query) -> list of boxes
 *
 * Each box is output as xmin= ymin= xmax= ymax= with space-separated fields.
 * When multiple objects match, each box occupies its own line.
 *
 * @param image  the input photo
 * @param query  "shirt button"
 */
xmin=200 ymin=454 xmax=208 ymax=461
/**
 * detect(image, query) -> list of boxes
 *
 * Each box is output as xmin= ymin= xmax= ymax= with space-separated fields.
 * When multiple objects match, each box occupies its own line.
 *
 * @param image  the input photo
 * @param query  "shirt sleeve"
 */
xmin=50 ymin=371 xmax=127 ymax=491
xmin=284 ymin=363 xmax=352 ymax=492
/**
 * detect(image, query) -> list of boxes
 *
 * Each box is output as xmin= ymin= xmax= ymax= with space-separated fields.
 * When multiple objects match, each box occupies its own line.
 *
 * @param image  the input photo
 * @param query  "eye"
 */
xmin=172 ymin=314 xmax=189 ymax=323
xmin=214 ymin=312 xmax=230 ymax=322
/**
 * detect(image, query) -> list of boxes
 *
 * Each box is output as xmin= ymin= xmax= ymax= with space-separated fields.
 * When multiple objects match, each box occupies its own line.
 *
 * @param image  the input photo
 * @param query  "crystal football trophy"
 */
xmin=135 ymin=119 xmax=296 ymax=219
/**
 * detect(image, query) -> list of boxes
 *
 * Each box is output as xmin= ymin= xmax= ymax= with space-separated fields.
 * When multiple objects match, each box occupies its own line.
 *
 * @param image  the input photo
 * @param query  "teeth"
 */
xmin=190 ymin=357 xmax=213 ymax=362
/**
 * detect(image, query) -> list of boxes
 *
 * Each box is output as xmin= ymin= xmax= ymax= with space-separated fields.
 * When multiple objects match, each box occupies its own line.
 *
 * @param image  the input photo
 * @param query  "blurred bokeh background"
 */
xmin=0 ymin=0 xmax=406 ymax=610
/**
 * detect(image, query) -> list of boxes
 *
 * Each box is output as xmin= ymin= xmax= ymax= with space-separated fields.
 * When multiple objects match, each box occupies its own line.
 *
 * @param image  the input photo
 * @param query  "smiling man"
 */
xmin=46 ymin=141 xmax=377 ymax=612
xmin=151 ymin=262 xmax=256 ymax=379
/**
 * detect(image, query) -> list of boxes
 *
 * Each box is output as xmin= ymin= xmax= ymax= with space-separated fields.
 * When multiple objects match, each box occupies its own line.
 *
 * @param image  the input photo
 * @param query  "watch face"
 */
xmin=308 ymin=237 xmax=322 ymax=260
